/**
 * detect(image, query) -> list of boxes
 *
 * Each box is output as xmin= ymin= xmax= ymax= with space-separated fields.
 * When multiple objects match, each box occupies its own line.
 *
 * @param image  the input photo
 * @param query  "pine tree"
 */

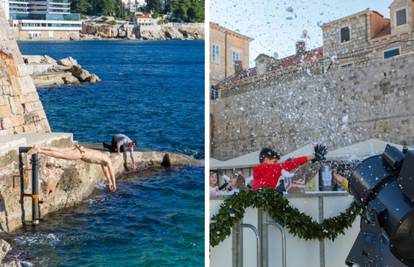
xmin=146 ymin=0 xmax=163 ymax=14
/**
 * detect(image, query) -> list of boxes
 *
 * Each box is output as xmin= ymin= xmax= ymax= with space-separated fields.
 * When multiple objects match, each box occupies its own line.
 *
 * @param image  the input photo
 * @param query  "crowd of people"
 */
xmin=210 ymin=144 xmax=350 ymax=196
xmin=209 ymin=172 xmax=248 ymax=196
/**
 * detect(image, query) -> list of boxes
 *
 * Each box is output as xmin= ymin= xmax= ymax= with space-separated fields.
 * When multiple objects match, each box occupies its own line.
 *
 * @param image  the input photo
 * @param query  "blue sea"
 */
xmin=8 ymin=40 xmax=205 ymax=266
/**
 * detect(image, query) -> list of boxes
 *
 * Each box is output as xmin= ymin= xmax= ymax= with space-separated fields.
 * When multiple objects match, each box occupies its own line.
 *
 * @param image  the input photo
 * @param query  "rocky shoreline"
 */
xmin=0 ymin=239 xmax=20 ymax=267
xmin=80 ymin=21 xmax=204 ymax=40
xmin=23 ymin=55 xmax=101 ymax=88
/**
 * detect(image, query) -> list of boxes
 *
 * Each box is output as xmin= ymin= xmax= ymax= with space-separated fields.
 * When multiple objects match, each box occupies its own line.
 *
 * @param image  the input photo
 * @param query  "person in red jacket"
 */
xmin=251 ymin=145 xmax=327 ymax=190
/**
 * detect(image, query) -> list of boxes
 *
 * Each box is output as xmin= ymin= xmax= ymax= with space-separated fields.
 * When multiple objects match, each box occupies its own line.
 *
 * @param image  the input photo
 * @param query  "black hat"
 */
xmin=259 ymin=148 xmax=280 ymax=163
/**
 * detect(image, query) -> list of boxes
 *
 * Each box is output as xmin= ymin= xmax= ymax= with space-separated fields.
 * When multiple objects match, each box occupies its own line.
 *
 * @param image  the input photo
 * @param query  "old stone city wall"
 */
xmin=211 ymin=53 xmax=414 ymax=160
xmin=0 ymin=8 xmax=50 ymax=134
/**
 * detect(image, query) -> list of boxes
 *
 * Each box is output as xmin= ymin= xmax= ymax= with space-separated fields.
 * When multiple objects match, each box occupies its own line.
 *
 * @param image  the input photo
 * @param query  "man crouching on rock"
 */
xmin=28 ymin=144 xmax=117 ymax=192
xmin=103 ymin=134 xmax=136 ymax=172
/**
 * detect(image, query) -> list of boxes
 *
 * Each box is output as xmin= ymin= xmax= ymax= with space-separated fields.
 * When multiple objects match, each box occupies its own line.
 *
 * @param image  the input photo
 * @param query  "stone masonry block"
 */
xmin=0 ymin=105 xmax=11 ymax=118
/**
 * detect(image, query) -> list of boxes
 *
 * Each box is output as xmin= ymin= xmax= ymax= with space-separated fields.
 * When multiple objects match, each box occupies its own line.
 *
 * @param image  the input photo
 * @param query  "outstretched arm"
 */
xmin=28 ymin=145 xmax=81 ymax=161
xmin=130 ymin=146 xmax=135 ymax=168
xmin=279 ymin=156 xmax=311 ymax=172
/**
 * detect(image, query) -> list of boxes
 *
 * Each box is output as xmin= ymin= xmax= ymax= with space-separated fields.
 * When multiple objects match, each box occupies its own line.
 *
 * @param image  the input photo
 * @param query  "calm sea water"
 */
xmin=9 ymin=40 xmax=205 ymax=266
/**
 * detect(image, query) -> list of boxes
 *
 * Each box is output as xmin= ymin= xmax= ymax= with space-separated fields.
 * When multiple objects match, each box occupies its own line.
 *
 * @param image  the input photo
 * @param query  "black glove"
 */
xmin=314 ymin=144 xmax=328 ymax=162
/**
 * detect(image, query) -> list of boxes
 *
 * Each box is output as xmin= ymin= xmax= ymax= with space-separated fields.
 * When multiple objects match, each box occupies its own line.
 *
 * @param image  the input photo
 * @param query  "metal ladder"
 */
xmin=18 ymin=147 xmax=42 ymax=226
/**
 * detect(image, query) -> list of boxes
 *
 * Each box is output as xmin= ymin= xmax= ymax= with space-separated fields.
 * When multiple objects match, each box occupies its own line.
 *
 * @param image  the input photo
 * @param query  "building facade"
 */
xmin=135 ymin=15 xmax=157 ymax=26
xmin=0 ymin=0 xmax=9 ymax=20
xmin=212 ymin=0 xmax=414 ymax=100
xmin=122 ymin=0 xmax=146 ymax=13
xmin=210 ymin=22 xmax=253 ymax=87
xmin=322 ymin=0 xmax=414 ymax=69
xmin=8 ymin=0 xmax=81 ymax=40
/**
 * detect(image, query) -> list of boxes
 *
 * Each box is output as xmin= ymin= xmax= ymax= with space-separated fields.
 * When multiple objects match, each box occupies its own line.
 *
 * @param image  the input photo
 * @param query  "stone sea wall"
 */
xmin=211 ymin=53 xmax=414 ymax=160
xmin=0 ymin=9 xmax=50 ymax=135
xmin=0 ymin=134 xmax=103 ymax=233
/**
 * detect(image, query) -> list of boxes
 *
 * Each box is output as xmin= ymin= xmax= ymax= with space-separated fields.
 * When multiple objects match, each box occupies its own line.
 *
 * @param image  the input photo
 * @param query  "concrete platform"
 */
xmin=0 ymin=133 xmax=73 ymax=156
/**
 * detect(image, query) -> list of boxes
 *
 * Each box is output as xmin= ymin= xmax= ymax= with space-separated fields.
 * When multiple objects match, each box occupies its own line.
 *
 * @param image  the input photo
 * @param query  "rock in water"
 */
xmin=24 ymin=55 xmax=101 ymax=88
xmin=23 ymin=55 xmax=57 ymax=65
xmin=70 ymin=65 xmax=92 ymax=82
xmin=0 ymin=239 xmax=11 ymax=263
xmin=57 ymin=57 xmax=78 ymax=67
xmin=3 ymin=260 xmax=21 ymax=267
xmin=87 ymin=74 xmax=101 ymax=83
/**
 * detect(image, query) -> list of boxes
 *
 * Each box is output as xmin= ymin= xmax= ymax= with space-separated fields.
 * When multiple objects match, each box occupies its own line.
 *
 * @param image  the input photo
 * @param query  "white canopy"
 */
xmin=326 ymin=139 xmax=405 ymax=161
xmin=210 ymin=150 xmax=260 ymax=170
xmin=210 ymin=158 xmax=226 ymax=169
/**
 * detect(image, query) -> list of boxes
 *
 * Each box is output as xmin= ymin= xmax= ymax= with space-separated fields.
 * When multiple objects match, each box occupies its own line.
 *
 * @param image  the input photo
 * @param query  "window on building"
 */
xmin=396 ymin=9 xmax=407 ymax=26
xmin=384 ymin=48 xmax=400 ymax=59
xmin=210 ymin=87 xmax=219 ymax=100
xmin=340 ymin=26 xmax=350 ymax=43
xmin=232 ymin=50 xmax=241 ymax=66
xmin=212 ymin=44 xmax=220 ymax=64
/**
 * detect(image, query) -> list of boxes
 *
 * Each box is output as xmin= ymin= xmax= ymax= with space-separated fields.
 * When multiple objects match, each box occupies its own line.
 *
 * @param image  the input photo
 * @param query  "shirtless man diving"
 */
xmin=28 ymin=144 xmax=117 ymax=192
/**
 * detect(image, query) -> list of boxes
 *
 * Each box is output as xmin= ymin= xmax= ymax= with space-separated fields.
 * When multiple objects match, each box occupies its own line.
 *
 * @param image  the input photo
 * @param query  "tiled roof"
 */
xmin=221 ymin=47 xmax=324 ymax=84
xmin=227 ymin=67 xmax=257 ymax=82
xmin=274 ymin=47 xmax=323 ymax=69
xmin=210 ymin=22 xmax=254 ymax=41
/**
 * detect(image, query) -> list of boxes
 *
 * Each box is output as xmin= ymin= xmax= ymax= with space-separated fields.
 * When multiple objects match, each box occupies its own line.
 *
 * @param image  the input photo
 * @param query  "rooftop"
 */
xmin=220 ymin=47 xmax=323 ymax=84
xmin=136 ymin=15 xmax=152 ymax=19
xmin=321 ymin=9 xmax=371 ymax=28
xmin=210 ymin=22 xmax=254 ymax=41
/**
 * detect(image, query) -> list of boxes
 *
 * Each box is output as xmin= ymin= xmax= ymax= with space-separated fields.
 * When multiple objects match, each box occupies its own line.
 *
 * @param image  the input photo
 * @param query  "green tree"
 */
xmin=146 ymin=0 xmax=163 ymax=13
xmin=115 ymin=0 xmax=126 ymax=18
xmin=170 ymin=0 xmax=203 ymax=22
xmin=102 ymin=0 xmax=116 ymax=16
xmin=164 ymin=0 xmax=172 ymax=13
xmin=71 ymin=0 xmax=93 ymax=15
xmin=190 ymin=0 xmax=204 ymax=22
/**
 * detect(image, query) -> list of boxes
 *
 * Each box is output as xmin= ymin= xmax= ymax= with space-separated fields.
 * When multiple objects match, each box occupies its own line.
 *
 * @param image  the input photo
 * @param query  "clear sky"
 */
xmin=210 ymin=0 xmax=390 ymax=65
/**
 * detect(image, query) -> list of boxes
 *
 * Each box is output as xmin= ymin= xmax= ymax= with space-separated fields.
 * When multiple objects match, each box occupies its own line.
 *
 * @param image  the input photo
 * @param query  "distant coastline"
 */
xmin=14 ymin=20 xmax=204 ymax=41
xmin=80 ymin=21 xmax=204 ymax=41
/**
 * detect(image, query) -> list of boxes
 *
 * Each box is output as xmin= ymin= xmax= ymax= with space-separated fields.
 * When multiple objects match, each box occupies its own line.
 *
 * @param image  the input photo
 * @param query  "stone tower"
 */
xmin=0 ymin=7 xmax=50 ymax=135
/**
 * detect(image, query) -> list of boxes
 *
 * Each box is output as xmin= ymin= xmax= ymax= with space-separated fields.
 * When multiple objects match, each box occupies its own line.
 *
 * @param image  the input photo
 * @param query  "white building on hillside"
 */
xmin=122 ymin=0 xmax=146 ymax=13
xmin=0 ymin=0 xmax=9 ymax=20
xmin=8 ymin=0 xmax=81 ymax=40
xmin=135 ymin=15 xmax=157 ymax=26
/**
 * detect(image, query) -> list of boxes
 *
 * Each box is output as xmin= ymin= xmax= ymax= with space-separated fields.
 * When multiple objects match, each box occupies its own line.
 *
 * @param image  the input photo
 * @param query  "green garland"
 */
xmin=210 ymin=188 xmax=362 ymax=247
